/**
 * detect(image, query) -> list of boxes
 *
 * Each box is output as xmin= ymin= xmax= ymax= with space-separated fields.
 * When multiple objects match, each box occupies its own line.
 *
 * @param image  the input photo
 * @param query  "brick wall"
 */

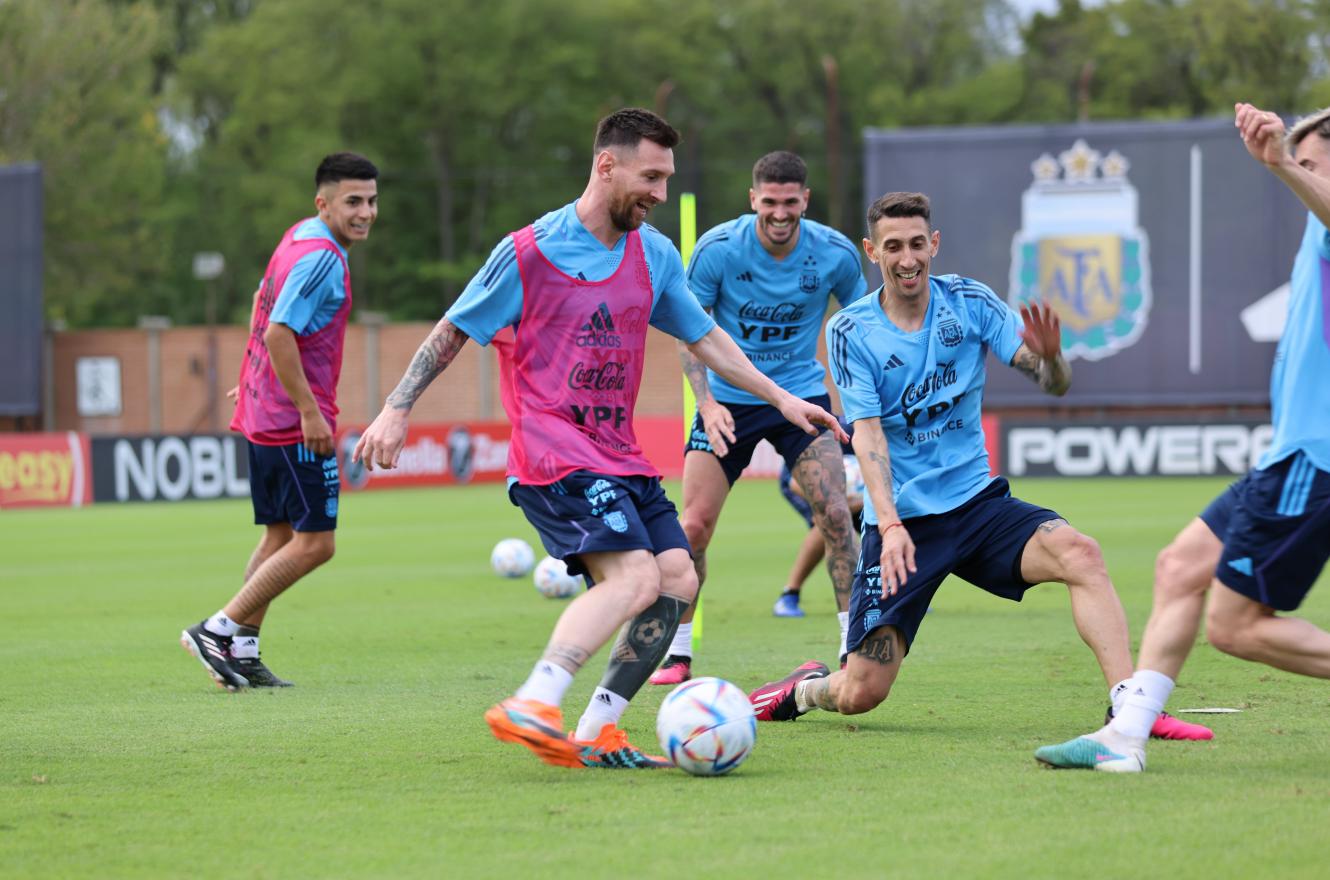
xmin=44 ymin=321 xmax=699 ymax=434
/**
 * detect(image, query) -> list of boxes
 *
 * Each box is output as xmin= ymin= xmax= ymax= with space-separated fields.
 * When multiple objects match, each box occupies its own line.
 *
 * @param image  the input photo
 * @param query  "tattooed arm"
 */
xmin=353 ymin=317 xmax=471 ymax=470
xmin=677 ymin=314 xmax=737 ymax=456
xmin=1011 ymin=301 xmax=1071 ymax=396
xmin=850 ymin=418 xmax=916 ymax=596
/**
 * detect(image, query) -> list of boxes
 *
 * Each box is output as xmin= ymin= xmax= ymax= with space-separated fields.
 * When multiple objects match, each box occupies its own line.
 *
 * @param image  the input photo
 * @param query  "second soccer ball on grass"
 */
xmin=490 ymin=538 xmax=535 ymax=578
xmin=532 ymin=555 xmax=580 ymax=599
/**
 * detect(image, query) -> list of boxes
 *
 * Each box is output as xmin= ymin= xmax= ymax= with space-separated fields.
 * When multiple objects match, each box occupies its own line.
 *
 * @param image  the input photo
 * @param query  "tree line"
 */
xmin=4 ymin=0 xmax=1329 ymax=327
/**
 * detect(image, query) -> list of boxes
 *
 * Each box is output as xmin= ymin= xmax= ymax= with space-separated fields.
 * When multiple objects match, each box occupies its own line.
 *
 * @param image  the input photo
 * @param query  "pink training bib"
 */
xmin=495 ymin=224 xmax=657 ymax=484
xmin=231 ymin=221 xmax=350 ymax=445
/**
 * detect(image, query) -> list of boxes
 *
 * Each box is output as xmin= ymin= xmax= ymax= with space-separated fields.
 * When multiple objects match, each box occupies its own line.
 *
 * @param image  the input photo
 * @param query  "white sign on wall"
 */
xmin=76 ymin=356 xmax=122 ymax=417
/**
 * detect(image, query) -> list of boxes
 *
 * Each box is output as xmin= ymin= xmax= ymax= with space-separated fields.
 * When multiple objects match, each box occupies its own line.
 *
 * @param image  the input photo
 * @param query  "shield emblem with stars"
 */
xmin=1008 ymin=139 xmax=1151 ymax=362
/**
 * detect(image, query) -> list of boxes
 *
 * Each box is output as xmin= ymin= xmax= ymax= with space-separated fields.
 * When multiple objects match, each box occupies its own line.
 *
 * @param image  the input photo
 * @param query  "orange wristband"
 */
xmin=881 ymin=521 xmax=904 ymax=533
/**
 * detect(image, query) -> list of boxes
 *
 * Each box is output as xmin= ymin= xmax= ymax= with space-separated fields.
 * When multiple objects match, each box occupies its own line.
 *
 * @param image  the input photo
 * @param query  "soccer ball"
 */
xmin=656 ymin=677 xmax=756 ymax=776
xmin=532 ymin=555 xmax=580 ymax=599
xmin=490 ymin=538 xmax=535 ymax=578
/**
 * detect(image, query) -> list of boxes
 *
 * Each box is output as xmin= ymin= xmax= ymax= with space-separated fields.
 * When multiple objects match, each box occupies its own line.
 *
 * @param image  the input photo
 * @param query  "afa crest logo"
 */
xmin=1008 ymin=139 xmax=1151 ymax=361
xmin=799 ymin=255 xmax=820 ymax=294
xmin=937 ymin=317 xmax=963 ymax=347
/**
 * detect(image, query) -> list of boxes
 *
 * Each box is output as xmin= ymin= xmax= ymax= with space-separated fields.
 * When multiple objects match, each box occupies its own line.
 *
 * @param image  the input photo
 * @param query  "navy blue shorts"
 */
xmin=846 ymin=477 xmax=1060 ymax=655
xmin=685 ymin=395 xmax=831 ymax=486
xmin=248 ymin=440 xmax=340 ymax=532
xmin=508 ymin=471 xmax=691 ymax=578
xmin=1203 ymin=453 xmax=1330 ymax=611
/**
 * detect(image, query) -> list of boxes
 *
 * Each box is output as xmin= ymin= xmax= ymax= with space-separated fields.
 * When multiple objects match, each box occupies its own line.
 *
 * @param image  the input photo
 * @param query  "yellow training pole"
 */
xmin=679 ymin=192 xmax=702 ymax=647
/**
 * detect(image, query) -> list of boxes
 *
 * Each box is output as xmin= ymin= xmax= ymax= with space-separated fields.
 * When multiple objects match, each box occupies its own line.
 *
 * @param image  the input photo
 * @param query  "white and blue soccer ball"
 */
xmin=490 ymin=538 xmax=535 ymax=578
xmin=656 ymin=677 xmax=756 ymax=776
xmin=532 ymin=555 xmax=580 ymax=599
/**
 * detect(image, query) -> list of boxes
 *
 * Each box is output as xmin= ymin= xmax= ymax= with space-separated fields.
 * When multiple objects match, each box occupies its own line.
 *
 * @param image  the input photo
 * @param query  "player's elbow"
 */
xmin=263 ymin=321 xmax=294 ymax=348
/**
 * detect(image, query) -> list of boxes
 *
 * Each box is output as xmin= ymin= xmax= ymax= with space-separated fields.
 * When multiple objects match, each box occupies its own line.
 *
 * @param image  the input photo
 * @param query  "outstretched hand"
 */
xmin=879 ymin=523 xmax=916 ymax=598
xmin=1019 ymin=300 xmax=1062 ymax=361
xmin=697 ymin=400 xmax=737 ymax=458
xmin=782 ymin=398 xmax=850 ymax=444
xmin=1235 ymin=102 xmax=1287 ymax=168
xmin=352 ymin=408 xmax=409 ymax=471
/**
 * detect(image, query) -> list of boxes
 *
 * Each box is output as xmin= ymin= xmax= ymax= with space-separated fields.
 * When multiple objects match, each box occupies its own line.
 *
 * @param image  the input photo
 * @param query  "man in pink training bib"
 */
xmin=181 ymin=152 xmax=378 ymax=691
xmin=353 ymin=108 xmax=845 ymax=770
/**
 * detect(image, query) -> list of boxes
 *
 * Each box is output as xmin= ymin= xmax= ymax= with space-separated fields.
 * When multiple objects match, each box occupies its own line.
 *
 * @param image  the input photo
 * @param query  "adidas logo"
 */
xmin=1228 ymin=557 xmax=1253 ymax=576
xmin=577 ymin=303 xmax=622 ymax=348
xmin=581 ymin=303 xmax=615 ymax=332
xmin=883 ymin=354 xmax=904 ymax=371
xmin=595 ymin=692 xmax=612 ymax=705
xmin=735 ymin=271 xmax=754 ymax=283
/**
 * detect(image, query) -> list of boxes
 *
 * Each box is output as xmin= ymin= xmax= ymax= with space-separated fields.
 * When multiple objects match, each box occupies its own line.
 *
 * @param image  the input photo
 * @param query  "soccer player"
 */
xmin=771 ymin=422 xmax=864 ymax=619
xmin=648 ymin=151 xmax=867 ymax=686
xmin=181 ymin=152 xmax=379 ymax=690
xmin=1035 ymin=101 xmax=1330 ymax=773
xmin=748 ymin=191 xmax=1141 ymax=734
xmin=351 ymin=109 xmax=845 ymax=770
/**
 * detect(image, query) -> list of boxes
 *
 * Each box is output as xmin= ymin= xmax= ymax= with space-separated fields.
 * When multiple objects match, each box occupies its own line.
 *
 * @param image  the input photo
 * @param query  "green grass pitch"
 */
xmin=3 ymin=477 xmax=1328 ymax=878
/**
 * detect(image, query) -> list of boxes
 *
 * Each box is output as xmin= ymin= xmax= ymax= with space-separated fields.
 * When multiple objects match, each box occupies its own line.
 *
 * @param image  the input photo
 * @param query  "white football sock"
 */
xmin=514 ymin=660 xmax=574 ymax=707
xmin=574 ymin=688 xmax=629 ymax=741
xmin=795 ymin=678 xmax=820 ymax=714
xmin=1109 ymin=677 xmax=1135 ymax=717
xmin=1109 ymin=669 xmax=1174 ymax=740
xmin=837 ymin=611 xmax=849 ymax=659
xmin=204 ymin=611 xmax=239 ymax=637
xmin=231 ymin=635 xmax=260 ymax=659
xmin=667 ymin=623 xmax=693 ymax=659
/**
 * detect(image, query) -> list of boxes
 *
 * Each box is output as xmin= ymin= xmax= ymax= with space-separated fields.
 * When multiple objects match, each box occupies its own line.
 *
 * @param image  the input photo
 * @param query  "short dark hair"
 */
xmin=315 ymin=152 xmax=379 ymax=188
xmin=593 ymin=108 xmax=680 ymax=154
xmin=752 ymin=151 xmax=807 ymax=188
xmin=866 ymin=192 xmax=931 ymax=237
xmin=1288 ymin=107 xmax=1330 ymax=149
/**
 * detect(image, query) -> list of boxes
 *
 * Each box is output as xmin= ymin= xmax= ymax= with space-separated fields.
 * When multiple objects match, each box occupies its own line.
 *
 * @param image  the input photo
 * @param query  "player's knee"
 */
xmin=657 ymin=555 xmax=699 ymax=602
xmin=1056 ymin=530 xmax=1106 ymax=579
xmin=838 ymin=678 xmax=890 ymax=715
xmin=1204 ymin=607 xmax=1252 ymax=659
xmin=315 ymin=538 xmax=336 ymax=567
xmin=679 ymin=512 xmax=716 ymax=552
xmin=814 ymin=498 xmax=854 ymax=544
xmin=1153 ymin=542 xmax=1210 ymax=602
xmin=621 ymin=555 xmax=663 ymax=613
xmin=294 ymin=532 xmax=335 ymax=568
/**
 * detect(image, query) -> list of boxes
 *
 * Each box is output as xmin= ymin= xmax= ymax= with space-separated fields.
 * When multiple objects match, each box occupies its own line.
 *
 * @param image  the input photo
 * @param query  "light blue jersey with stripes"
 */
xmin=1258 ymin=212 xmax=1330 ymax=472
xmin=446 ymin=202 xmax=715 ymax=346
xmin=687 ymin=215 xmax=867 ymax=404
xmin=827 ymin=275 xmax=1023 ymax=522
xmin=269 ymin=218 xmax=347 ymax=335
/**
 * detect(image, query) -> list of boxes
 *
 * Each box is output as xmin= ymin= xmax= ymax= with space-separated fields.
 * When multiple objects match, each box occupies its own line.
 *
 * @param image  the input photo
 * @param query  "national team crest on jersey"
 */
xmin=799 ymin=256 xmax=820 ymax=294
xmin=938 ymin=317 xmax=963 ymax=347
xmin=1008 ymin=139 xmax=1151 ymax=362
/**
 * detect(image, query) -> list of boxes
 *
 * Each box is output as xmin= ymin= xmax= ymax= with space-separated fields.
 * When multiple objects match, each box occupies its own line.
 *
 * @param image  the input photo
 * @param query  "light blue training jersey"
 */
xmin=447 ymin=201 xmax=715 ymax=346
xmin=269 ymin=218 xmax=347 ymax=335
xmin=1258 ymin=212 xmax=1330 ymax=471
xmin=687 ymin=215 xmax=867 ymax=404
xmin=827 ymin=274 xmax=1023 ymax=523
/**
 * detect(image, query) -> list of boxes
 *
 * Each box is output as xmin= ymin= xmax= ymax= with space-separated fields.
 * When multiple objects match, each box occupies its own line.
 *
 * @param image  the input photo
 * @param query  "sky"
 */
xmin=1009 ymin=0 xmax=1105 ymax=19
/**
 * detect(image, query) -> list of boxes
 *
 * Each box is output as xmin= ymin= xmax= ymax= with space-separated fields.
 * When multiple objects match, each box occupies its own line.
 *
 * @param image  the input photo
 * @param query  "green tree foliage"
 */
xmin=0 ymin=0 xmax=170 ymax=325
xmin=9 ymin=0 xmax=1330 ymax=326
xmin=1013 ymin=0 xmax=1329 ymax=121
